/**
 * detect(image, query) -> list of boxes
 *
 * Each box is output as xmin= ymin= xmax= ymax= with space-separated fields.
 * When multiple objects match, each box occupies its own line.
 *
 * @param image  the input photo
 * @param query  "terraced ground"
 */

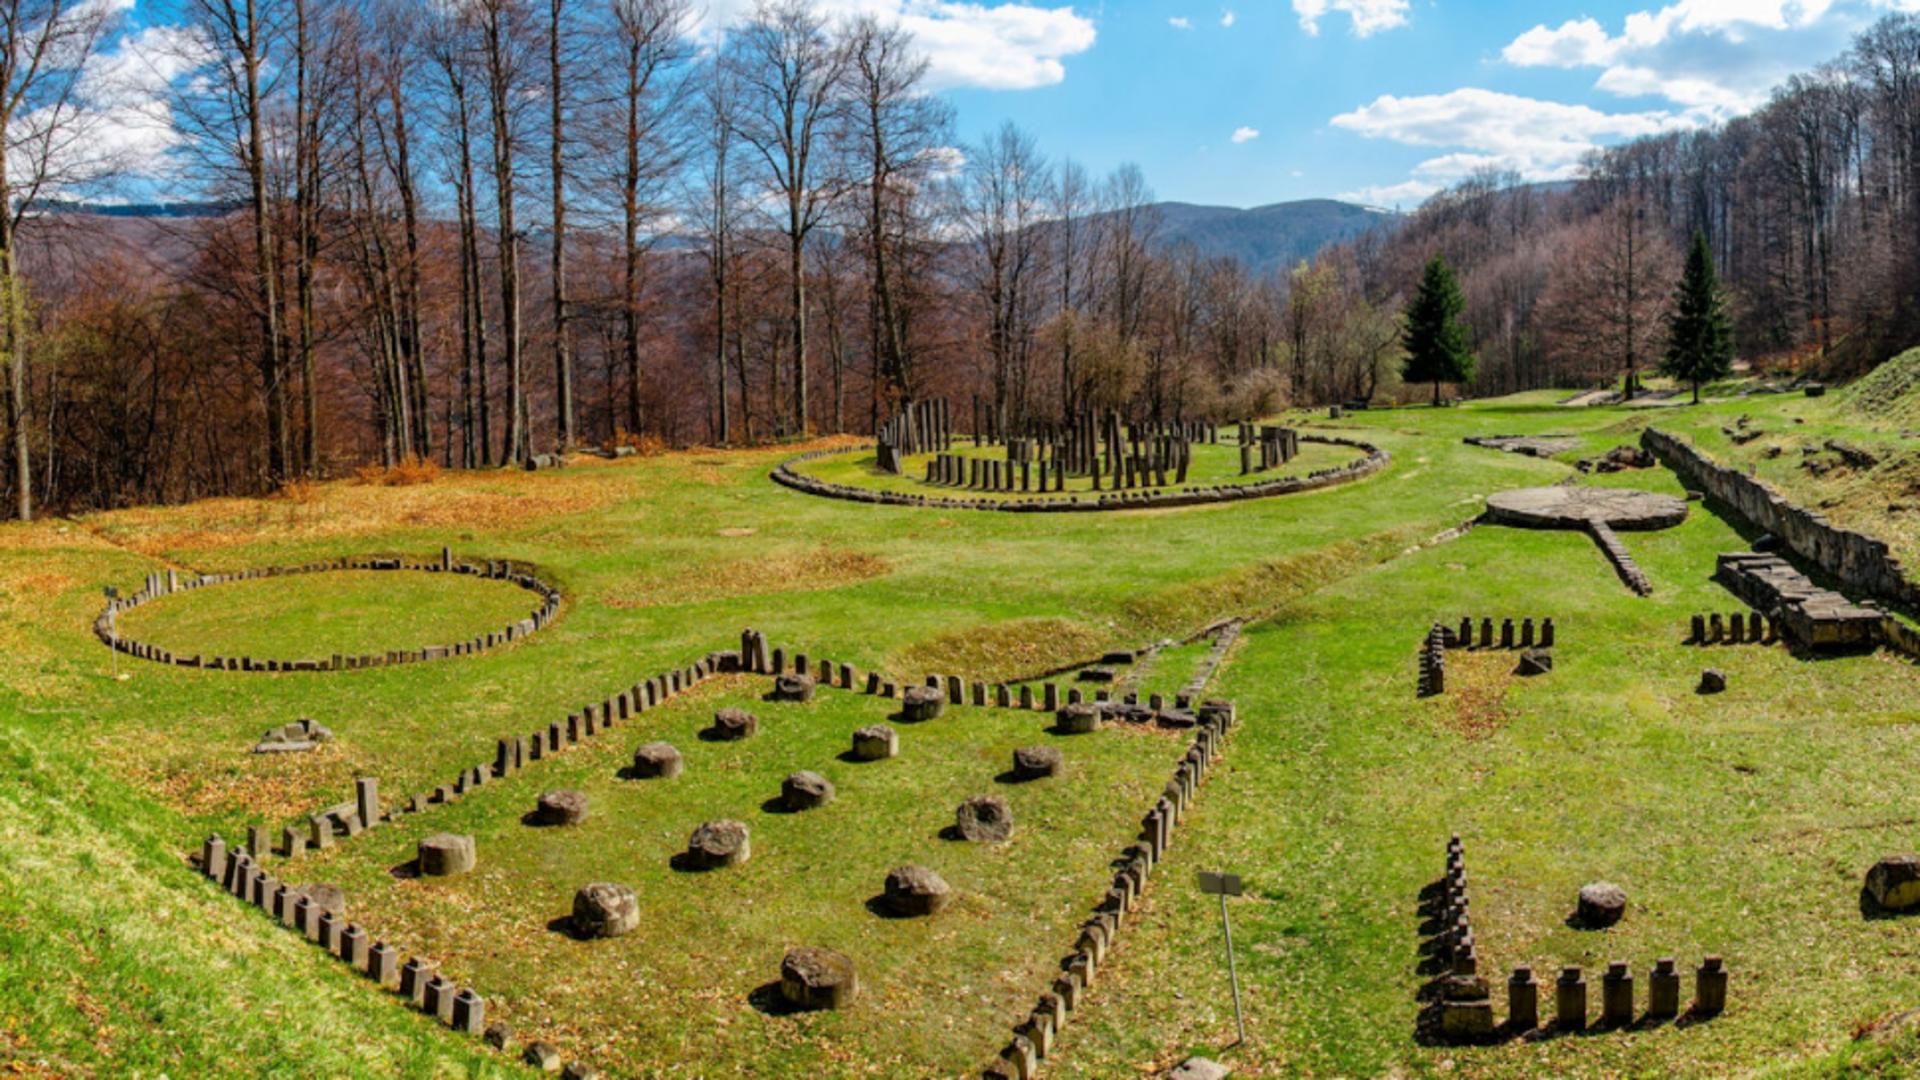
xmin=5 ymin=386 xmax=1920 ymax=1078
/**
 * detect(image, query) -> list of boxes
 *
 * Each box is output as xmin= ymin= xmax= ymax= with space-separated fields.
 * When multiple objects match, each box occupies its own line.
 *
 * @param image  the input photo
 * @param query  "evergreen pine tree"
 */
xmin=1401 ymin=255 xmax=1477 ymax=406
xmin=1661 ymin=230 xmax=1734 ymax=404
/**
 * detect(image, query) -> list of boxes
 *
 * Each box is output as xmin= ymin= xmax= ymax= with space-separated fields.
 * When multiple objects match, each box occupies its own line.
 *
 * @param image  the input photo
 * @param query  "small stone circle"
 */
xmin=710 ymin=708 xmax=758 ymax=740
xmin=1485 ymin=485 xmax=1689 ymax=531
xmin=780 ymin=770 xmax=836 ymax=811
xmin=779 ymin=946 xmax=857 ymax=1010
xmin=419 ymin=833 xmax=476 ymax=876
xmin=535 ymin=789 xmax=588 ymax=826
xmin=883 ymin=864 xmax=953 ymax=916
xmin=571 ymin=881 xmax=640 ymax=939
xmin=631 ymin=741 xmax=684 ymax=778
xmin=1012 ymin=745 xmax=1063 ymax=780
xmin=954 ymin=795 xmax=1014 ymax=843
xmin=851 ymin=725 xmax=898 ymax=760
xmin=900 ymin=685 xmax=945 ymax=722
xmin=687 ymin=819 xmax=751 ymax=868
xmin=771 ymin=673 xmax=816 ymax=702
xmin=1866 ymin=855 xmax=1920 ymax=911
xmin=1576 ymin=881 xmax=1627 ymax=928
xmin=1699 ymin=668 xmax=1727 ymax=694
xmin=1056 ymin=703 xmax=1103 ymax=734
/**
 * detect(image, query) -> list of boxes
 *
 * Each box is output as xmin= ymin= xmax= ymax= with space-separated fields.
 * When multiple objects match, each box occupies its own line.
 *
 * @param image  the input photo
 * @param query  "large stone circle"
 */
xmin=771 ymin=434 xmax=1390 ymax=513
xmin=1484 ymin=486 xmax=1688 ymax=531
xmin=95 ymin=553 xmax=561 ymax=672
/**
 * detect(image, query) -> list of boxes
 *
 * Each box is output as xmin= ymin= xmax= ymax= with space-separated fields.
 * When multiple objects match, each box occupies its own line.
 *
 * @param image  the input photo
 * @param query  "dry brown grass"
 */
xmin=1433 ymin=649 xmax=1518 ymax=739
xmin=600 ymin=546 xmax=890 ymax=608
xmin=80 ymin=465 xmax=632 ymax=556
xmin=353 ymin=455 xmax=442 ymax=487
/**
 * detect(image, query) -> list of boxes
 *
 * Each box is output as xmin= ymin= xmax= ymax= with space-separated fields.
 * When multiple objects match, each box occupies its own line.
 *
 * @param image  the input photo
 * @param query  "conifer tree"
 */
xmin=1401 ymin=255 xmax=1476 ymax=406
xmin=1661 ymin=230 xmax=1734 ymax=404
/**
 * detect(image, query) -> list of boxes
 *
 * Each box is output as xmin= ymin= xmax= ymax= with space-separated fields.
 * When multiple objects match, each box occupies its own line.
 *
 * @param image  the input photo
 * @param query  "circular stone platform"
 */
xmin=1484 ymin=485 xmax=1688 ymax=531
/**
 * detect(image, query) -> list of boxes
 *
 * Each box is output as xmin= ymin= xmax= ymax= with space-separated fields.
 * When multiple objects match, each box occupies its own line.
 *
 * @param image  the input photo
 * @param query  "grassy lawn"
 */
xmin=5 ymin=388 xmax=1920 ymax=1077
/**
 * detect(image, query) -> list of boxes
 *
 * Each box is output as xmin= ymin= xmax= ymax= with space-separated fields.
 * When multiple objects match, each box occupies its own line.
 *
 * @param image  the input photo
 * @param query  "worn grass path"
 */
xmin=2 ymin=392 xmax=1918 ymax=1076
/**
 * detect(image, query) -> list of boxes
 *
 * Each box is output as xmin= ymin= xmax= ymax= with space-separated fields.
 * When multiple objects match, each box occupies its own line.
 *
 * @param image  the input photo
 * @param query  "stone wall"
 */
xmin=1642 ymin=428 xmax=1920 ymax=615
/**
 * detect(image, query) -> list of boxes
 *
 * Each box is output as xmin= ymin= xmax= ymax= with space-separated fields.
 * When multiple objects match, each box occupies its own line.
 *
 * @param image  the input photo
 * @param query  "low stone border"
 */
xmin=95 ymin=549 xmax=561 ymax=672
xmin=984 ymin=699 xmax=1238 ymax=1079
xmin=1687 ymin=611 xmax=1780 ymax=646
xmin=771 ymin=435 xmax=1390 ymax=513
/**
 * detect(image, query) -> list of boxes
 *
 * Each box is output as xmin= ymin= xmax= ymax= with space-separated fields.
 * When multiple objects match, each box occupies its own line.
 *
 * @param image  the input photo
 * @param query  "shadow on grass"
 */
xmin=747 ymin=981 xmax=806 ymax=1017
xmin=862 ymin=894 xmax=917 ymax=920
xmin=388 ymin=859 xmax=421 ymax=880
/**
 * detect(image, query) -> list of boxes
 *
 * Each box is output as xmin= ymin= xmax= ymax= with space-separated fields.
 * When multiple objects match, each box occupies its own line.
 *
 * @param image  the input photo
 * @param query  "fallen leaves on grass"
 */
xmin=1435 ymin=650 xmax=1517 ymax=739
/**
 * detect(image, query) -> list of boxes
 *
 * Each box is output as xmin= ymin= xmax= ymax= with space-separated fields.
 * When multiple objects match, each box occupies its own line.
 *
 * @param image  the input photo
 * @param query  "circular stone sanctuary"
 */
xmin=773 ymin=397 xmax=1389 ymax=513
xmin=1484 ymin=486 xmax=1689 ymax=530
xmin=96 ymin=550 xmax=561 ymax=672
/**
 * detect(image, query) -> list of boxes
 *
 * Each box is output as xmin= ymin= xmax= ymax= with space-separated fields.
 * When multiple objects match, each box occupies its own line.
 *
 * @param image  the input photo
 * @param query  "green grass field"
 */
xmin=6 ymin=388 xmax=1920 ymax=1077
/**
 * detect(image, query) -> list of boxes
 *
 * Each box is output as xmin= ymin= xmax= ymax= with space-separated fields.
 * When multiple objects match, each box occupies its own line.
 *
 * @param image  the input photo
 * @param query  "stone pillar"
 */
xmin=452 ymin=988 xmax=486 ymax=1034
xmin=1648 ymin=957 xmax=1680 ymax=1018
xmin=1601 ymin=961 xmax=1633 ymax=1026
xmin=355 ymin=777 xmax=380 ymax=829
xmin=340 ymin=924 xmax=370 ymax=968
xmin=1479 ymin=617 xmax=1494 ymax=648
xmin=202 ymin=834 xmax=227 ymax=881
xmin=1508 ymin=965 xmax=1539 ymax=1030
xmin=368 ymin=942 xmax=399 ymax=986
xmin=1728 ymin=611 xmax=1745 ymax=642
xmin=1555 ymin=966 xmax=1587 ymax=1030
xmin=1500 ymin=618 xmax=1514 ymax=648
xmin=1694 ymin=956 xmax=1727 ymax=1015
xmin=399 ymin=959 xmax=433 ymax=1006
xmin=1709 ymin=612 xmax=1724 ymax=643
xmin=1690 ymin=613 xmax=1706 ymax=643
xmin=1520 ymin=618 xmax=1534 ymax=648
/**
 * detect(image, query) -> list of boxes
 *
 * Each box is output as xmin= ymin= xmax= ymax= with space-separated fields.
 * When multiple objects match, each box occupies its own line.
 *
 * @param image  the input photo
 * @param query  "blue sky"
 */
xmin=925 ymin=0 xmax=1911 ymax=209
xmin=85 ymin=0 xmax=1919 ymax=210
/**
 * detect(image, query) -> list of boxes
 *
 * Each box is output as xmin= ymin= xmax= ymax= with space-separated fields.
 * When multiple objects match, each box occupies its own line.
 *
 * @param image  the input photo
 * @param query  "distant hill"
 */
xmin=32 ymin=196 xmax=1400 ymax=280
xmin=1137 ymin=199 xmax=1400 ymax=277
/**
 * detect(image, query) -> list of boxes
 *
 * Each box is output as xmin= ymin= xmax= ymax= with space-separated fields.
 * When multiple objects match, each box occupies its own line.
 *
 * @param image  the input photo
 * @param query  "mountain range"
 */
xmin=41 ymin=196 xmax=1399 ymax=280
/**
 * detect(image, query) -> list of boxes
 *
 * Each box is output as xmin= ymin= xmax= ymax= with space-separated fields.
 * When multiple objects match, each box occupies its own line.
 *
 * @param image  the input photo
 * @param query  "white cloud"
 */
xmin=1169 ymin=15 xmax=1192 ymax=29
xmin=1221 ymin=9 xmax=1237 ymax=27
xmin=1230 ymin=125 xmax=1259 ymax=143
xmin=1330 ymin=87 xmax=1695 ymax=182
xmin=1338 ymin=178 xmax=1441 ymax=207
xmin=1292 ymin=0 xmax=1410 ymax=37
xmin=1502 ymin=0 xmax=1913 ymax=120
xmin=699 ymin=0 xmax=1097 ymax=92
xmin=8 ymin=21 xmax=204 ymax=193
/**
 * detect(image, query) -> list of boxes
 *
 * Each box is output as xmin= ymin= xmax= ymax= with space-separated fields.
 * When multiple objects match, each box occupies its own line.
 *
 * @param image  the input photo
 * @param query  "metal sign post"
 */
xmin=1197 ymin=870 xmax=1247 ymax=1045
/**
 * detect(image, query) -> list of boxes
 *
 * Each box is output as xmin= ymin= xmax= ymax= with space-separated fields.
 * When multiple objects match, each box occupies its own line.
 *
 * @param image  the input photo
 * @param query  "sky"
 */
xmin=71 ymin=0 xmax=1920 ymax=211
